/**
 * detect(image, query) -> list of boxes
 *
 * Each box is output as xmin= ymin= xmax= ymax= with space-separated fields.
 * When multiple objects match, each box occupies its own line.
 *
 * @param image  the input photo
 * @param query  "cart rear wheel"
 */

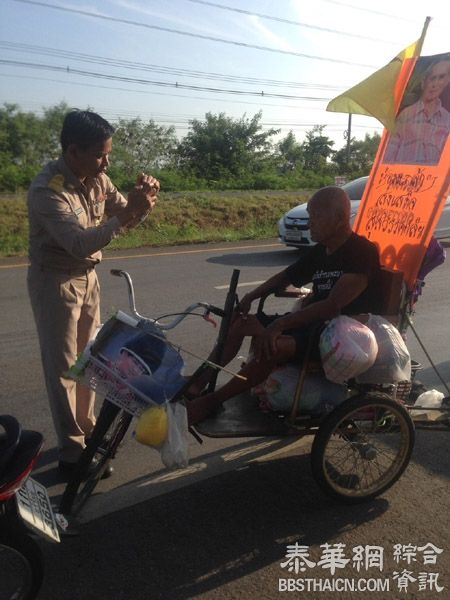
xmin=311 ymin=393 xmax=415 ymax=504
xmin=59 ymin=400 xmax=132 ymax=516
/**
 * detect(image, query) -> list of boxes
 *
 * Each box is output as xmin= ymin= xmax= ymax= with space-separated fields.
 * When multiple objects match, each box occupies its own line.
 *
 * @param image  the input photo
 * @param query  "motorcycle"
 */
xmin=0 ymin=415 xmax=61 ymax=600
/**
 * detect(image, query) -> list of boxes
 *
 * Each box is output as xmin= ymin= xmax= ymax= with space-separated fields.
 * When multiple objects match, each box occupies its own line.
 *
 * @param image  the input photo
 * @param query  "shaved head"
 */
xmin=307 ymin=186 xmax=351 ymax=222
xmin=307 ymin=186 xmax=352 ymax=246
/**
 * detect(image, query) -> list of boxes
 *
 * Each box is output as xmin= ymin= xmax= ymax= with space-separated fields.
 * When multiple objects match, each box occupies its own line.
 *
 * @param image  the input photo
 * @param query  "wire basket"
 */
xmin=69 ymin=313 xmax=185 ymax=416
xmin=356 ymin=360 xmax=422 ymax=404
xmin=358 ymin=360 xmax=422 ymax=404
xmin=394 ymin=380 xmax=413 ymax=402
xmin=82 ymin=356 xmax=158 ymax=416
xmin=355 ymin=381 xmax=408 ymax=402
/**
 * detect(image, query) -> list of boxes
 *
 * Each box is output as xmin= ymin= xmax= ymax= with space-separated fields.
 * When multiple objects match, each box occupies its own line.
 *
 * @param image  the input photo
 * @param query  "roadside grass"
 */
xmin=0 ymin=190 xmax=311 ymax=257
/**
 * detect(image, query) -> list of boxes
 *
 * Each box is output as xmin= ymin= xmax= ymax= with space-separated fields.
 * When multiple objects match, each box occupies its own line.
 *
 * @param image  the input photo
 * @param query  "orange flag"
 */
xmin=328 ymin=18 xmax=450 ymax=290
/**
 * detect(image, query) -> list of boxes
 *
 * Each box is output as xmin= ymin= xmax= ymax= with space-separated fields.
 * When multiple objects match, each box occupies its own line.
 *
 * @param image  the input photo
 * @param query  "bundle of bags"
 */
xmin=254 ymin=314 xmax=411 ymax=413
xmin=320 ymin=314 xmax=411 ymax=384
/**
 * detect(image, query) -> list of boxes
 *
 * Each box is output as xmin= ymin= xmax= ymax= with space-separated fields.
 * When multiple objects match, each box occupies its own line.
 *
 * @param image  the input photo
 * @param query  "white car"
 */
xmin=278 ymin=176 xmax=450 ymax=248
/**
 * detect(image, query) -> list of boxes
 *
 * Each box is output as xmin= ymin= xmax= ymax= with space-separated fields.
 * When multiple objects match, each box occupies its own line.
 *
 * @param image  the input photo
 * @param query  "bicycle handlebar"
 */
xmin=110 ymin=269 xmax=226 ymax=330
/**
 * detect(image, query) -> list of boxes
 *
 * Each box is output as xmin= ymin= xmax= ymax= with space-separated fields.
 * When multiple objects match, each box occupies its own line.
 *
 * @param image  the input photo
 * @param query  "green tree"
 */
xmin=0 ymin=102 xmax=70 ymax=189
xmin=0 ymin=104 xmax=181 ymax=191
xmin=0 ymin=103 xmax=52 ymax=190
xmin=333 ymin=132 xmax=381 ymax=177
xmin=301 ymin=125 xmax=334 ymax=171
xmin=176 ymin=111 xmax=278 ymax=183
xmin=108 ymin=117 xmax=177 ymax=188
xmin=112 ymin=118 xmax=177 ymax=172
xmin=275 ymin=130 xmax=304 ymax=173
xmin=40 ymin=102 xmax=69 ymax=161
xmin=0 ymin=104 xmax=41 ymax=165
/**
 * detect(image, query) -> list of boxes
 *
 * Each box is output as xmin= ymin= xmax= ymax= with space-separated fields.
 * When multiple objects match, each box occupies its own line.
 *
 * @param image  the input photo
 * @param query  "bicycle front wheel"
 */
xmin=59 ymin=400 xmax=132 ymax=516
xmin=311 ymin=393 xmax=415 ymax=504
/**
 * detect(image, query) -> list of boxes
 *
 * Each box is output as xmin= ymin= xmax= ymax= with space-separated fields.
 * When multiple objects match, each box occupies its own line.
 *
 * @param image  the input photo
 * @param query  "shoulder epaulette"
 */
xmin=48 ymin=174 xmax=65 ymax=193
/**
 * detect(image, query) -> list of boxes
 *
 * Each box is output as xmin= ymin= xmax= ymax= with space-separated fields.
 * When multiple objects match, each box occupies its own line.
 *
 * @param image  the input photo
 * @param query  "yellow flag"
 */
xmin=327 ymin=18 xmax=430 ymax=131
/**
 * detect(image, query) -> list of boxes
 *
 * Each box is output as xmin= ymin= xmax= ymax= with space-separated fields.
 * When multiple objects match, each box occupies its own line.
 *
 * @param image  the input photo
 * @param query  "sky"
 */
xmin=1 ymin=0 xmax=449 ymax=151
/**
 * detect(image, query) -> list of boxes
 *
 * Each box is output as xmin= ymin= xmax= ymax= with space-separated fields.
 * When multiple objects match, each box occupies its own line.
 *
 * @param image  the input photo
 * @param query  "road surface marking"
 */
xmin=78 ymin=437 xmax=308 ymax=523
xmin=214 ymin=280 xmax=265 ymax=290
xmin=0 ymin=242 xmax=281 ymax=270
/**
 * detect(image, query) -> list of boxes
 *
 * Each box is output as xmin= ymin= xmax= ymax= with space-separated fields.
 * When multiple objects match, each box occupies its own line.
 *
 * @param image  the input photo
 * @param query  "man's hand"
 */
xmin=253 ymin=320 xmax=283 ymax=361
xmin=236 ymin=293 xmax=254 ymax=319
xmin=117 ymin=173 xmax=159 ymax=227
xmin=135 ymin=173 xmax=160 ymax=197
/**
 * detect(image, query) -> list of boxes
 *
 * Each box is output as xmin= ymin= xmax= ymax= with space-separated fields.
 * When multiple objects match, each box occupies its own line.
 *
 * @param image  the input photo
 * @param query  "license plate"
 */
xmin=16 ymin=477 xmax=60 ymax=542
xmin=285 ymin=231 xmax=304 ymax=242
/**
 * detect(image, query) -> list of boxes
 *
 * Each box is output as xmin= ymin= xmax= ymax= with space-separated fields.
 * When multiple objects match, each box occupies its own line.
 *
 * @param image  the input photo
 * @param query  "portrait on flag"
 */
xmin=384 ymin=53 xmax=450 ymax=165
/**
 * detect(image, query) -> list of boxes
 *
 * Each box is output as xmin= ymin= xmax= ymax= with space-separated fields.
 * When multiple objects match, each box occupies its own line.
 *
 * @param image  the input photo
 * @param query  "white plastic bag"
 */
xmin=320 ymin=316 xmax=378 ymax=384
xmin=414 ymin=389 xmax=444 ymax=408
xmin=411 ymin=389 xmax=444 ymax=420
xmin=254 ymin=365 xmax=347 ymax=413
xmin=160 ymin=402 xmax=189 ymax=469
xmin=356 ymin=315 xmax=411 ymax=384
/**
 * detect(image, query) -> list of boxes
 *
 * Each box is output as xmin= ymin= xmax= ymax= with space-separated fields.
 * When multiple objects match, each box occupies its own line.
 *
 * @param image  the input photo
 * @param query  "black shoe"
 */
xmin=58 ymin=459 xmax=114 ymax=480
xmin=99 ymin=462 xmax=114 ymax=479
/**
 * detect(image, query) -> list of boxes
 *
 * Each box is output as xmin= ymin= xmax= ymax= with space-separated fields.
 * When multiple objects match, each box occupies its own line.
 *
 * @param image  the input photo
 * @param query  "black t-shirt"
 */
xmin=285 ymin=232 xmax=381 ymax=315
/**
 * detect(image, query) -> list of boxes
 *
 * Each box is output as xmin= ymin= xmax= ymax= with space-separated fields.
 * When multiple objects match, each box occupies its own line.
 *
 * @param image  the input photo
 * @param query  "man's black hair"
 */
xmin=60 ymin=110 xmax=115 ymax=152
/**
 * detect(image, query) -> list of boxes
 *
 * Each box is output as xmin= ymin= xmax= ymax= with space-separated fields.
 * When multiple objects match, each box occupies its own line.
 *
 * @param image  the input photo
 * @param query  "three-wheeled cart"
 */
xmin=59 ymin=267 xmax=450 ymax=516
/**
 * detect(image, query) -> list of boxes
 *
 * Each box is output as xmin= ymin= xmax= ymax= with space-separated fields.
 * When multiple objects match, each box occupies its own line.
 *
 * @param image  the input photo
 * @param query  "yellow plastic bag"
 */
xmin=135 ymin=406 xmax=168 ymax=447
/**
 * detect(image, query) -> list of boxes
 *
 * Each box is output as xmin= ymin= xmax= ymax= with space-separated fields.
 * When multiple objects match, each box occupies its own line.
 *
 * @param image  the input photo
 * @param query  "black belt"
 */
xmin=37 ymin=265 xmax=95 ymax=277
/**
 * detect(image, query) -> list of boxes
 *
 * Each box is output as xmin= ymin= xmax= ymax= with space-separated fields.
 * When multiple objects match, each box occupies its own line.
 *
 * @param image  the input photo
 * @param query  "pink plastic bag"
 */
xmin=319 ymin=316 xmax=378 ymax=384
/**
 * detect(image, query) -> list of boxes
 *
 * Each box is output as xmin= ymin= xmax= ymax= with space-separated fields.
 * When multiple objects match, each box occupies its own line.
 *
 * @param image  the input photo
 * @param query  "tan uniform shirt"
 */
xmin=28 ymin=157 xmax=127 ymax=270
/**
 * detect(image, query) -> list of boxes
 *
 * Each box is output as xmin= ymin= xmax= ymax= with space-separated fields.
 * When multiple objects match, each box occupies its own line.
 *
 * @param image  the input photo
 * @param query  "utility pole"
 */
xmin=345 ymin=113 xmax=352 ymax=166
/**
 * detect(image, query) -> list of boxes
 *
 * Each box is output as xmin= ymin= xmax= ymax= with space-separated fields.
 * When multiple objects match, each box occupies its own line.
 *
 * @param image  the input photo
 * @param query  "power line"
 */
xmin=320 ymin=0 xmax=419 ymax=22
xmin=0 ymin=59 xmax=334 ymax=101
xmin=0 ymin=41 xmax=347 ymax=91
xmin=0 ymin=71 xmax=334 ymax=111
xmin=186 ymin=0 xmax=398 ymax=44
xmin=12 ymin=0 xmax=378 ymax=69
xmin=1 ymin=100 xmax=383 ymax=132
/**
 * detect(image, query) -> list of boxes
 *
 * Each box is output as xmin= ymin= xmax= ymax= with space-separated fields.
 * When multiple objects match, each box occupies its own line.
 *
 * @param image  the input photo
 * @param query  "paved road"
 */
xmin=1 ymin=240 xmax=449 ymax=599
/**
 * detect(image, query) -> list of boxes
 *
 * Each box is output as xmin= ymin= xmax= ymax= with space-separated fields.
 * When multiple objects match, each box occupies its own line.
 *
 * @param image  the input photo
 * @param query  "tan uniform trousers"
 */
xmin=28 ymin=266 xmax=100 ymax=462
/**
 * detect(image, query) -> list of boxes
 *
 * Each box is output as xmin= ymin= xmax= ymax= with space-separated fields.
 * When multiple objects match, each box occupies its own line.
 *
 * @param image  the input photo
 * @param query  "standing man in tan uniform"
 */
xmin=27 ymin=110 xmax=159 ymax=477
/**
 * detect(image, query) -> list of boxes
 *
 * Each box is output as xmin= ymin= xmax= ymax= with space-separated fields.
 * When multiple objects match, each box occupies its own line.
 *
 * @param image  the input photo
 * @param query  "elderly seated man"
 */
xmin=187 ymin=185 xmax=382 ymax=425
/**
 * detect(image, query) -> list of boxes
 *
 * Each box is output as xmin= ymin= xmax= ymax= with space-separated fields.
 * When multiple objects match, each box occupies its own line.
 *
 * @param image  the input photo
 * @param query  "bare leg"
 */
xmin=187 ymin=315 xmax=265 ymax=395
xmin=186 ymin=335 xmax=297 ymax=425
